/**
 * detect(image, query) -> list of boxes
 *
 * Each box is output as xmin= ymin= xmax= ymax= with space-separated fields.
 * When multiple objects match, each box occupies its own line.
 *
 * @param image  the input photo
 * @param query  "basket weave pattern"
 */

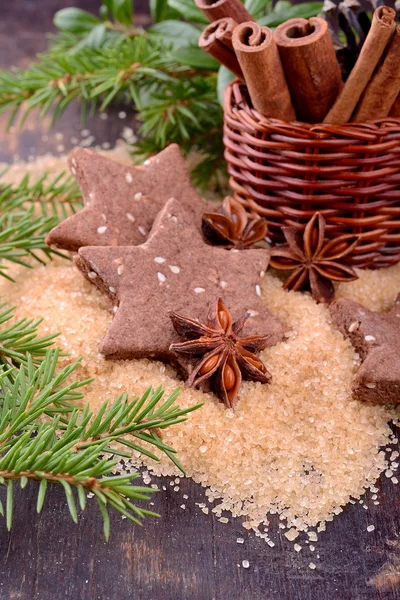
xmin=224 ymin=81 xmax=400 ymax=268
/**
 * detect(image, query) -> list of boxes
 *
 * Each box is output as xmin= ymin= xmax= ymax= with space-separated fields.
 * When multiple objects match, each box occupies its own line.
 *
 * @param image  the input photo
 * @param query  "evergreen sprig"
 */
xmin=1 ymin=171 xmax=81 ymax=220
xmin=0 ymin=349 xmax=201 ymax=539
xmin=0 ymin=172 xmax=81 ymax=280
xmin=0 ymin=303 xmax=59 ymax=376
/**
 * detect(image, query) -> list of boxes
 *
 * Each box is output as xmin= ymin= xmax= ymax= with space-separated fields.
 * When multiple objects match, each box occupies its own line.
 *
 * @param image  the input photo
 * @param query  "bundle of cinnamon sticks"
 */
xmin=196 ymin=0 xmax=400 ymax=125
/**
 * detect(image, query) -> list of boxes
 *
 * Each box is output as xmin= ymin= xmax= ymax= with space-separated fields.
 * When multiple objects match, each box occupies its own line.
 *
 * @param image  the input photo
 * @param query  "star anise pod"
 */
xmin=169 ymin=298 xmax=271 ymax=408
xmin=202 ymin=196 xmax=268 ymax=249
xmin=269 ymin=213 xmax=359 ymax=304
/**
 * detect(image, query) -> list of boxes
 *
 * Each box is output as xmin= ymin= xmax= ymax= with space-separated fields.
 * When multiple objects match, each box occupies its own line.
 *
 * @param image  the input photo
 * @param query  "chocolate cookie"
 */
xmin=75 ymin=198 xmax=286 ymax=368
xmin=46 ymin=144 xmax=207 ymax=251
xmin=330 ymin=296 xmax=400 ymax=404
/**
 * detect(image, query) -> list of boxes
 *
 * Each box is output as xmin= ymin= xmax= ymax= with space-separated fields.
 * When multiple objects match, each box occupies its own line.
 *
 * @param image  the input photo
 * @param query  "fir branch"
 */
xmin=0 ymin=303 xmax=59 ymax=376
xmin=0 ymin=350 xmax=201 ymax=538
xmin=0 ymin=172 xmax=79 ymax=279
xmin=0 ymin=171 xmax=82 ymax=220
xmin=0 ymin=208 xmax=64 ymax=281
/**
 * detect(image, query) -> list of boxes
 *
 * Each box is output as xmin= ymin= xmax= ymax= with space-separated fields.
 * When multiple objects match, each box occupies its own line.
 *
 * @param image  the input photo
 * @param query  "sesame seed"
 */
xmin=154 ymin=257 xmax=166 ymax=264
xmin=157 ymin=272 xmax=166 ymax=283
xmin=247 ymin=310 xmax=259 ymax=317
xmin=117 ymin=265 xmax=124 ymax=275
xmin=138 ymin=226 xmax=146 ymax=236
xmin=109 ymin=287 xmax=116 ymax=293
xmin=169 ymin=265 xmax=180 ymax=274
xmin=199 ymin=445 xmax=208 ymax=453
xmin=71 ymin=166 xmax=77 ymax=176
xmin=366 ymin=382 xmax=376 ymax=389
xmin=89 ymin=192 xmax=94 ymax=200
xmin=220 ymin=281 xmax=228 ymax=289
xmin=194 ymin=287 xmax=206 ymax=294
xmin=71 ymin=158 xmax=77 ymax=169
xmin=255 ymin=285 xmax=261 ymax=297
xmin=97 ymin=226 xmax=107 ymax=234
xmin=242 ymin=560 xmax=250 ymax=569
xmin=126 ymin=213 xmax=135 ymax=222
xmin=143 ymin=159 xmax=151 ymax=166
xmin=348 ymin=321 xmax=359 ymax=333
xmin=219 ymin=517 xmax=229 ymax=524
xmin=365 ymin=335 xmax=376 ymax=342
xmin=88 ymin=271 xmax=97 ymax=280
xmin=134 ymin=192 xmax=142 ymax=201
xmin=125 ymin=173 xmax=133 ymax=184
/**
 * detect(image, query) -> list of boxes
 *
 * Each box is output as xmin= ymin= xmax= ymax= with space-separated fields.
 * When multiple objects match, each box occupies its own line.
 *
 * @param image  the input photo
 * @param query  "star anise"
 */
xmin=269 ymin=212 xmax=359 ymax=304
xmin=202 ymin=196 xmax=268 ymax=249
xmin=169 ymin=298 xmax=271 ymax=408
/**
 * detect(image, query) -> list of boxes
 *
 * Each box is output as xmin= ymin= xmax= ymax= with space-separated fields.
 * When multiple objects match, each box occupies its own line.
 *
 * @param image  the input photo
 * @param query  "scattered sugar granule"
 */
xmin=367 ymin=525 xmax=375 ymax=532
xmin=294 ymin=544 xmax=302 ymax=552
xmin=309 ymin=563 xmax=317 ymax=570
xmin=285 ymin=529 xmax=299 ymax=542
xmin=237 ymin=538 xmax=244 ymax=544
xmin=242 ymin=560 xmax=250 ymax=569
xmin=219 ymin=517 xmax=229 ymax=524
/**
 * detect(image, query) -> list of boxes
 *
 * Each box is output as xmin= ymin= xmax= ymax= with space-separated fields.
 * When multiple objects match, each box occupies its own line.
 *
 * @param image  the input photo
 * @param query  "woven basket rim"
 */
xmin=224 ymin=80 xmax=400 ymax=136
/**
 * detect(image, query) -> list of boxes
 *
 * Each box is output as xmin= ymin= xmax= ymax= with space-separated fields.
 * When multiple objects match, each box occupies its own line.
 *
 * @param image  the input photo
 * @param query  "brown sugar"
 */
xmin=1 ymin=150 xmax=399 ymax=538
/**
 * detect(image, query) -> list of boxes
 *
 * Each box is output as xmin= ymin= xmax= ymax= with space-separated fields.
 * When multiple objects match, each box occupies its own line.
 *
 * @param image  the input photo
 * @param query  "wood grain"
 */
xmin=0 ymin=3 xmax=399 ymax=600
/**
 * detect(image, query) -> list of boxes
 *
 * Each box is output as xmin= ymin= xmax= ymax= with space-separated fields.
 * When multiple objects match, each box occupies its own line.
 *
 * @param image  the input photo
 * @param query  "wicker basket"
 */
xmin=223 ymin=81 xmax=400 ymax=269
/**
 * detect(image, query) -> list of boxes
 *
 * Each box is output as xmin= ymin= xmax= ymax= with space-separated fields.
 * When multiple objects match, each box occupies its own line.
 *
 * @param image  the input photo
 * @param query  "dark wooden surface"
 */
xmin=0 ymin=3 xmax=400 ymax=599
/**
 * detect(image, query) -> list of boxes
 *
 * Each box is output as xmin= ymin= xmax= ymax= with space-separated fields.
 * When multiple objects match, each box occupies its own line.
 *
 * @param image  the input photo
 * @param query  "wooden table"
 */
xmin=0 ymin=3 xmax=399 ymax=599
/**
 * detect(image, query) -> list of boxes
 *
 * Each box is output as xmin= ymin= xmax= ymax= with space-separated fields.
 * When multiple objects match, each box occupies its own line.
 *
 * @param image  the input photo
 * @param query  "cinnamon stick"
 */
xmin=274 ymin=17 xmax=343 ymax=123
xmin=352 ymin=25 xmax=400 ymax=122
xmin=195 ymin=0 xmax=254 ymax=23
xmin=199 ymin=18 xmax=243 ymax=79
xmin=232 ymin=22 xmax=295 ymax=121
xmin=324 ymin=5 xmax=396 ymax=124
xmin=389 ymin=94 xmax=400 ymax=117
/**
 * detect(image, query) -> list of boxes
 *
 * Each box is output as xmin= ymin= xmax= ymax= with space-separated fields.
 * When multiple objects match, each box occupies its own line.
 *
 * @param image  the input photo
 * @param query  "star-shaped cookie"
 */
xmin=75 ymin=198 xmax=286 ymax=367
xmin=330 ymin=296 xmax=400 ymax=404
xmin=46 ymin=144 xmax=207 ymax=251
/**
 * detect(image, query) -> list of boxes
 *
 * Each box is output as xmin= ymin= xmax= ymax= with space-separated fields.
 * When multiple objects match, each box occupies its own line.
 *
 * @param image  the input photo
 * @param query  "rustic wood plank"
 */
xmin=0 ymin=2 xmax=399 ymax=599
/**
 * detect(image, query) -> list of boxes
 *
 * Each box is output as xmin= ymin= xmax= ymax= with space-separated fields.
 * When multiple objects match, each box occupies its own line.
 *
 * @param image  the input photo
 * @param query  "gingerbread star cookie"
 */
xmin=75 ymin=198 xmax=286 ymax=367
xmin=330 ymin=296 xmax=400 ymax=404
xmin=46 ymin=144 xmax=207 ymax=251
